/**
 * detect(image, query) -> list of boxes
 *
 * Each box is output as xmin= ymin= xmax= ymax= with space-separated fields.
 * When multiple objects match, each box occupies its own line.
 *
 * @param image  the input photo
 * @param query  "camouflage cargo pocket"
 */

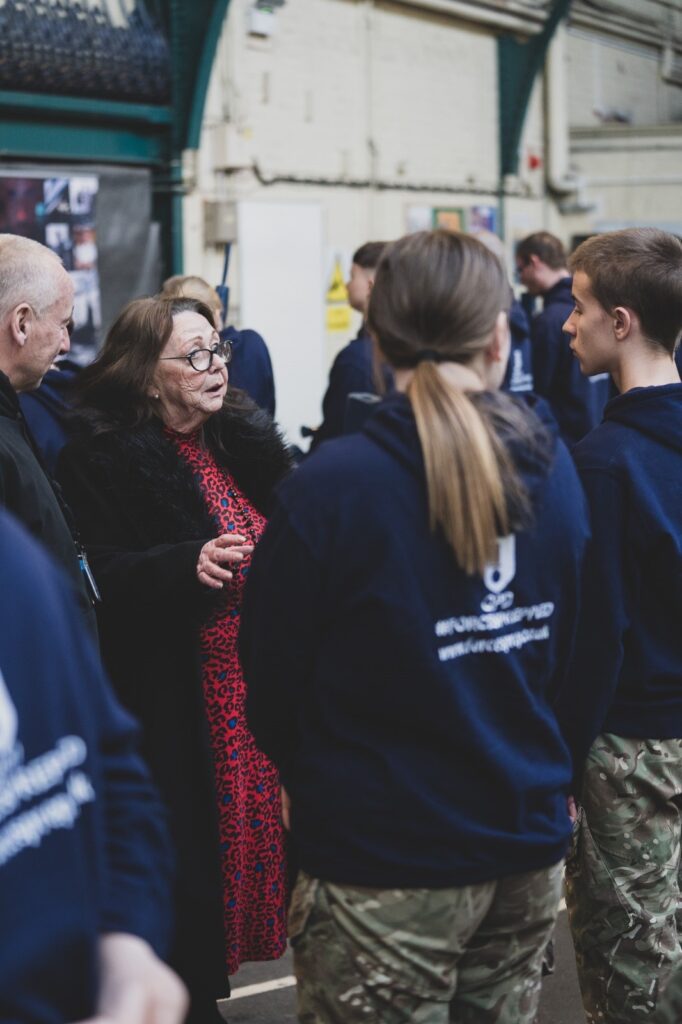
xmin=566 ymin=806 xmax=633 ymax=952
xmin=288 ymin=870 xmax=320 ymax=946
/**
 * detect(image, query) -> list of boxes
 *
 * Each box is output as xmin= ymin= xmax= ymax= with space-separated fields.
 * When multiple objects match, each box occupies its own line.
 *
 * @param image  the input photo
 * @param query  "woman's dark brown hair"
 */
xmin=368 ymin=229 xmax=532 ymax=576
xmin=75 ymin=295 xmax=216 ymax=427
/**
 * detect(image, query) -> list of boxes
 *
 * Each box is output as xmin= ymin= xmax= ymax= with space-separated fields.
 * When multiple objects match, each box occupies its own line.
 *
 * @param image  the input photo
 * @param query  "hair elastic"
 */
xmin=412 ymin=349 xmax=448 ymax=365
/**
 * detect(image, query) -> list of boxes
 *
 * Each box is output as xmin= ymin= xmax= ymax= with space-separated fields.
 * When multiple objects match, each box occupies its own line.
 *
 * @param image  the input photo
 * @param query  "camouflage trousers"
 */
xmin=654 ymin=972 xmax=682 ymax=1024
xmin=566 ymin=733 xmax=682 ymax=1023
xmin=288 ymin=861 xmax=564 ymax=1023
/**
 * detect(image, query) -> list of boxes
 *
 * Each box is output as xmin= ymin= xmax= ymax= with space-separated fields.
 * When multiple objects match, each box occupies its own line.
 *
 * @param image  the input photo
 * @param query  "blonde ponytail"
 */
xmin=367 ymin=229 xmax=534 ymax=573
xmin=409 ymin=362 xmax=512 ymax=575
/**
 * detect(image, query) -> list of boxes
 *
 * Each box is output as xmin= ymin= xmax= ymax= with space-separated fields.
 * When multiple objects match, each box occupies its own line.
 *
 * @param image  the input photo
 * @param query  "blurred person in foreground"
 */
xmin=555 ymin=228 xmax=682 ymax=1023
xmin=516 ymin=230 xmax=609 ymax=446
xmin=0 ymin=506 xmax=185 ymax=1024
xmin=241 ymin=230 xmax=588 ymax=1023
xmin=0 ymin=234 xmax=97 ymax=636
xmin=57 ymin=296 xmax=292 ymax=1022
xmin=161 ymin=274 xmax=276 ymax=417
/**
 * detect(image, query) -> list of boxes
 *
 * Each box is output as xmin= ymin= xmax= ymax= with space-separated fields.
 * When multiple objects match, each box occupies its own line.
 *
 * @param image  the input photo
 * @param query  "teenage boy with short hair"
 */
xmin=556 ymin=227 xmax=682 ymax=1022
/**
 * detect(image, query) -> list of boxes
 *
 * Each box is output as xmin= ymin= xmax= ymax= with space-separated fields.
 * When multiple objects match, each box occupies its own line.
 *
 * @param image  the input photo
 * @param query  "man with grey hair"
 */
xmin=0 ymin=234 xmax=97 ymax=634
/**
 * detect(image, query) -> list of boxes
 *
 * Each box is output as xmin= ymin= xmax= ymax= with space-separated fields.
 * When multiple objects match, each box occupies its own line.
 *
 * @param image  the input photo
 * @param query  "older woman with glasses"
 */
xmin=57 ymin=296 xmax=292 ymax=1023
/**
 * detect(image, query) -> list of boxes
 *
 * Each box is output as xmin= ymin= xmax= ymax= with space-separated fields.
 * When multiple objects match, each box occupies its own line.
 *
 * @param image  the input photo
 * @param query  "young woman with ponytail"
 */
xmin=240 ymin=230 xmax=589 ymax=1023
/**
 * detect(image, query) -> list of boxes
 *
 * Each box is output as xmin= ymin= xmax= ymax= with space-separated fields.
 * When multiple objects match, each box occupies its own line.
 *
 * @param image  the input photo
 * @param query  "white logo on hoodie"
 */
xmin=0 ymin=668 xmax=18 ymax=760
xmin=483 ymin=535 xmax=517 ymax=594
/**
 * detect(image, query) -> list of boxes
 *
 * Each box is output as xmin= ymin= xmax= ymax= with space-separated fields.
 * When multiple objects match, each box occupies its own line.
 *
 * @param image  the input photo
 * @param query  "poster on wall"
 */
xmin=432 ymin=207 xmax=465 ymax=232
xmin=468 ymin=205 xmax=498 ymax=236
xmin=0 ymin=174 xmax=102 ymax=360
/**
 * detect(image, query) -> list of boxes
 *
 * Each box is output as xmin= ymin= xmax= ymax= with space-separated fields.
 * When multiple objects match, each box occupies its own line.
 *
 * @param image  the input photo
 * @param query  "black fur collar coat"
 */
xmin=59 ymin=400 xmax=292 ymax=548
xmin=56 ymin=399 xmax=292 ymax=1008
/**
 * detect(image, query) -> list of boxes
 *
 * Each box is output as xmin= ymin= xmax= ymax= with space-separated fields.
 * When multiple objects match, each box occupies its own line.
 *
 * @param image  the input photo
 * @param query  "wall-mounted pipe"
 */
xmin=545 ymin=25 xmax=582 ymax=196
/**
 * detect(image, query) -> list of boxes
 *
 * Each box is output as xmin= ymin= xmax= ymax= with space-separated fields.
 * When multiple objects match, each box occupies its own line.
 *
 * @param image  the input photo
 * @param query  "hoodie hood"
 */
xmin=543 ymin=276 xmax=573 ymax=307
xmin=364 ymin=389 xmax=557 ymax=528
xmin=604 ymin=383 xmax=682 ymax=454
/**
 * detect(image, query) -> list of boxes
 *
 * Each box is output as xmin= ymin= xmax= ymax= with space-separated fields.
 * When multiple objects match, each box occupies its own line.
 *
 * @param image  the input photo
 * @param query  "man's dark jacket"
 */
xmin=0 ymin=371 xmax=96 ymax=636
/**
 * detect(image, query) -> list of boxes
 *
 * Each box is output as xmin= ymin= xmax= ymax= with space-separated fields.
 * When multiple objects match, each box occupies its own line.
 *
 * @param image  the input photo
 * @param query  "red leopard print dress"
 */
xmin=167 ymin=428 xmax=287 ymax=975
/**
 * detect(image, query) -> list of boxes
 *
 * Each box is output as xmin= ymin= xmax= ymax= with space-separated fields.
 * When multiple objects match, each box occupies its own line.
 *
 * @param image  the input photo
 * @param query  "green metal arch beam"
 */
xmin=168 ymin=0 xmax=233 ymax=152
xmin=497 ymin=0 xmax=573 ymax=179
xmin=164 ymin=0 xmax=232 ymax=273
xmin=185 ymin=0 xmax=233 ymax=150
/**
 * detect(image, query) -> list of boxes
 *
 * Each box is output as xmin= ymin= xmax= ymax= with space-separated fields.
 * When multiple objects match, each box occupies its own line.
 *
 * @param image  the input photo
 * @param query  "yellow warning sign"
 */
xmin=326 ymin=305 xmax=352 ymax=332
xmin=326 ymin=258 xmax=349 ymax=303
xmin=326 ymin=256 xmax=352 ymax=332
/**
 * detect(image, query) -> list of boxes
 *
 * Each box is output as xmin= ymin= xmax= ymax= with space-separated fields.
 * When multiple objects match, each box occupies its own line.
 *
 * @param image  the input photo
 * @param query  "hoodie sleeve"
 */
xmin=240 ymin=497 xmax=324 ymax=777
xmin=554 ymin=465 xmax=630 ymax=778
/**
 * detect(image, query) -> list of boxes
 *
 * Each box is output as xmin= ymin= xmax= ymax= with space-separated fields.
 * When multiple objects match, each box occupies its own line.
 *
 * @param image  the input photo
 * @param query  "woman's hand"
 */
xmin=567 ymin=795 xmax=578 ymax=823
xmin=72 ymin=933 xmax=188 ymax=1024
xmin=197 ymin=534 xmax=255 ymax=590
xmin=281 ymin=786 xmax=291 ymax=831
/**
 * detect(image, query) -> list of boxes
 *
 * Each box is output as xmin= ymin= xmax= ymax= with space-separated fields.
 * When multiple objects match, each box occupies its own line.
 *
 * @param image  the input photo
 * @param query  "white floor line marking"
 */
xmin=228 ymin=975 xmax=297 ymax=1000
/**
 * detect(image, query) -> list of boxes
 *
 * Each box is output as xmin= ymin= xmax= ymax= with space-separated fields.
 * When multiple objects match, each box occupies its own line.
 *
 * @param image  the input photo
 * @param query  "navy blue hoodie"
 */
xmin=18 ymin=360 xmax=80 ymax=475
xmin=242 ymin=392 xmax=588 ymax=888
xmin=531 ymin=277 xmax=610 ymax=446
xmin=556 ymin=384 xmax=682 ymax=772
xmin=221 ymin=325 xmax=276 ymax=417
xmin=311 ymin=327 xmax=378 ymax=448
xmin=503 ymin=299 xmax=534 ymax=394
xmin=0 ymin=509 xmax=172 ymax=1023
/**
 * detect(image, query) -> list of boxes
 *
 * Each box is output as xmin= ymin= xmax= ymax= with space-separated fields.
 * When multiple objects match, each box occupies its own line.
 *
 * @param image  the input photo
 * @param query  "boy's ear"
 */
xmin=612 ymin=305 xmax=634 ymax=339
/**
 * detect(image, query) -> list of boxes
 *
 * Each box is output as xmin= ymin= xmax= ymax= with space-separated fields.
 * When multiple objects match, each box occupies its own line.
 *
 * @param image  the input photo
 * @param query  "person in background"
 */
xmin=0 ymin=506 xmax=185 ymax=1024
xmin=475 ymin=230 xmax=534 ymax=396
xmin=161 ymin=274 xmax=276 ymax=417
xmin=18 ymin=356 xmax=81 ymax=474
xmin=310 ymin=241 xmax=391 ymax=449
xmin=57 ymin=296 xmax=292 ymax=1023
xmin=555 ymin=228 xmax=682 ymax=1022
xmin=0 ymin=234 xmax=97 ymax=637
xmin=516 ymin=230 xmax=609 ymax=446
xmin=241 ymin=230 xmax=588 ymax=1023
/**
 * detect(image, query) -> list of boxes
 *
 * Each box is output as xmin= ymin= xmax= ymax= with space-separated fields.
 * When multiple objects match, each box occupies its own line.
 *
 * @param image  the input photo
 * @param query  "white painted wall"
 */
xmin=567 ymin=28 xmax=682 ymax=128
xmin=236 ymin=200 xmax=325 ymax=445
xmin=182 ymin=0 xmax=682 ymax=426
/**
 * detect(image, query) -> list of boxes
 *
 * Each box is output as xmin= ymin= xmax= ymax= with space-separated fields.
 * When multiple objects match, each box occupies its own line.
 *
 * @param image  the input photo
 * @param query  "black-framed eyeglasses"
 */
xmin=159 ymin=339 xmax=232 ymax=373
